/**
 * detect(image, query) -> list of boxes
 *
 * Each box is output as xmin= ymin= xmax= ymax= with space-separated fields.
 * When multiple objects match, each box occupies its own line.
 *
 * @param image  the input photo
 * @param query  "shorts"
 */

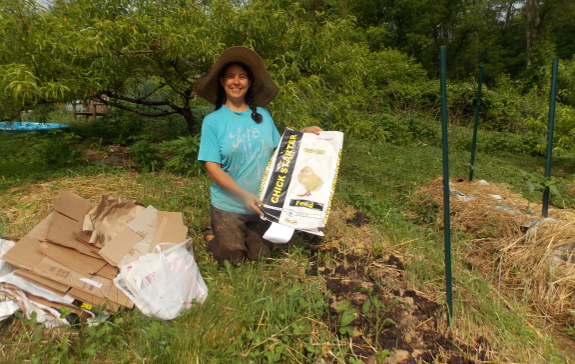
xmin=207 ymin=205 xmax=273 ymax=265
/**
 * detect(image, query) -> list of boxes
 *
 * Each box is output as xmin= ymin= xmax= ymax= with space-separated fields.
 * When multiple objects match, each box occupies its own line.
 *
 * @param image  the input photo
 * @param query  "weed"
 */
xmin=358 ymin=287 xmax=404 ymax=347
xmin=127 ymin=137 xmax=164 ymax=172
xmin=335 ymin=299 xmax=358 ymax=336
xmin=161 ymin=135 xmax=203 ymax=177
xmin=521 ymin=171 xmax=562 ymax=210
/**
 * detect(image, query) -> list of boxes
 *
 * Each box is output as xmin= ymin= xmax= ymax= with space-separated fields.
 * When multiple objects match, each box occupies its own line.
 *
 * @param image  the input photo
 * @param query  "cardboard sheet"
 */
xmin=1 ymin=235 xmax=44 ymax=271
xmin=27 ymin=213 xmax=53 ymax=241
xmin=98 ymin=206 xmax=158 ymax=267
xmin=54 ymin=190 xmax=96 ymax=222
xmin=45 ymin=212 xmax=100 ymax=257
xmin=14 ymin=269 xmax=69 ymax=295
xmin=39 ymin=242 xmax=107 ymax=277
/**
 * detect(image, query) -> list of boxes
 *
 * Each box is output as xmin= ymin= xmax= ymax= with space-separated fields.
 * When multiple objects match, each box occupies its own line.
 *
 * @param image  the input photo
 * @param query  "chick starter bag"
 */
xmin=259 ymin=128 xmax=344 ymax=236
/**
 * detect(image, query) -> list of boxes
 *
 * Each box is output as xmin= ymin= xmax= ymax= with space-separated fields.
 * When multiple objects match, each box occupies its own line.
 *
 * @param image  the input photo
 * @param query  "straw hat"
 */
xmin=193 ymin=46 xmax=278 ymax=107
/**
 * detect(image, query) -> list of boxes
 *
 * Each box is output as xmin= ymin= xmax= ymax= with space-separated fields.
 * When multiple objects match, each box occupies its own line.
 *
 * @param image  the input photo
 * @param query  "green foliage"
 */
xmin=366 ymin=113 xmax=439 ymax=145
xmin=0 ymin=130 xmax=86 ymax=182
xmin=127 ymin=137 xmax=164 ymax=173
xmin=521 ymin=171 xmax=562 ymax=208
xmin=335 ymin=300 xmax=358 ymax=336
xmin=358 ymin=287 xmax=403 ymax=349
xmin=70 ymin=109 xmax=189 ymax=146
xmin=450 ymin=126 xmax=543 ymax=156
xmin=161 ymin=135 xmax=202 ymax=177
xmin=348 ymin=190 xmax=390 ymax=222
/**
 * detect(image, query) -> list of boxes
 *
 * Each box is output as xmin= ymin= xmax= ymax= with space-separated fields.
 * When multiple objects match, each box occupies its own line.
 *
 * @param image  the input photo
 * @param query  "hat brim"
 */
xmin=193 ymin=46 xmax=278 ymax=107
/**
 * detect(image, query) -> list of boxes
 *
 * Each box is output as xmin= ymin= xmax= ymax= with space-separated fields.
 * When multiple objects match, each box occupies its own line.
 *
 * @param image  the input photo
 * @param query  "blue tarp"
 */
xmin=0 ymin=122 xmax=69 ymax=135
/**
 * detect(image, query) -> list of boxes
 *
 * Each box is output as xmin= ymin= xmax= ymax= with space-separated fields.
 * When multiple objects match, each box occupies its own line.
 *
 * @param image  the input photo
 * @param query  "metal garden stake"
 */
xmin=542 ymin=58 xmax=559 ymax=218
xmin=469 ymin=65 xmax=484 ymax=182
xmin=440 ymin=46 xmax=453 ymax=327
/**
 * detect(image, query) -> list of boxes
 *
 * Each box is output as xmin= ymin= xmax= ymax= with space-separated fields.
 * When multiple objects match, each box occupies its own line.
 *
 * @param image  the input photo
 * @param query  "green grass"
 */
xmin=1 ymin=133 xmax=575 ymax=363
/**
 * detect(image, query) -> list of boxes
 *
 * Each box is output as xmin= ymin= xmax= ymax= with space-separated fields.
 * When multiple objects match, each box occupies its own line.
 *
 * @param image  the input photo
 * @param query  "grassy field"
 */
xmin=1 ymin=133 xmax=575 ymax=363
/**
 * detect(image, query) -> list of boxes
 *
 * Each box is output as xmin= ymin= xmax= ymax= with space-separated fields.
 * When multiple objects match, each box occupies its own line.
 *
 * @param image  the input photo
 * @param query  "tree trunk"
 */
xmin=525 ymin=0 xmax=541 ymax=68
xmin=181 ymin=107 xmax=196 ymax=136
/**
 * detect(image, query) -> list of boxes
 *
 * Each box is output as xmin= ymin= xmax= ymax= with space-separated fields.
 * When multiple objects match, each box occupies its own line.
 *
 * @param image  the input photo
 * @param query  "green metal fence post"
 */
xmin=469 ymin=65 xmax=484 ymax=182
xmin=542 ymin=58 xmax=559 ymax=218
xmin=440 ymin=46 xmax=453 ymax=327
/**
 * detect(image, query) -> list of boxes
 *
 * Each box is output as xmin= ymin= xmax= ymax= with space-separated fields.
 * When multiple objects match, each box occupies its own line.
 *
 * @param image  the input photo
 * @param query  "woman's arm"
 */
xmin=204 ymin=161 xmax=263 ymax=215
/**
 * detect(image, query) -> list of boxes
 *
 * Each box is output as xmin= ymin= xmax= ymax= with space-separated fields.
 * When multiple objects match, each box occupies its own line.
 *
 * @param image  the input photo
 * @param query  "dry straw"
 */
xmin=412 ymin=177 xmax=575 ymax=324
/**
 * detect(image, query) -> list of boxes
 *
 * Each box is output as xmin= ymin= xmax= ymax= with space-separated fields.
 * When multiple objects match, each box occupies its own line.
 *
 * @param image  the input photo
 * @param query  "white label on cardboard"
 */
xmin=79 ymin=278 xmax=104 ymax=289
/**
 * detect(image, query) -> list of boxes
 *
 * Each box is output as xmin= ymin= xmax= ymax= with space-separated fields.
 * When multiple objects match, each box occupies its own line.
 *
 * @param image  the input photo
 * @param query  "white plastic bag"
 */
xmin=114 ymin=240 xmax=208 ymax=320
xmin=0 ymin=238 xmax=16 ymax=278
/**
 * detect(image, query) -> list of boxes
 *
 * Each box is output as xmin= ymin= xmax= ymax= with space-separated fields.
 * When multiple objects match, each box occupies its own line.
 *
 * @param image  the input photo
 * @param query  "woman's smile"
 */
xmin=220 ymin=64 xmax=251 ymax=103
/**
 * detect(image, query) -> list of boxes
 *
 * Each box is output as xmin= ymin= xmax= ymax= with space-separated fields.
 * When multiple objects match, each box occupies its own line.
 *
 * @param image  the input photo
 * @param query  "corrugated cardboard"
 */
xmin=67 ymin=288 xmax=122 ymax=313
xmin=98 ymin=206 xmax=158 ymax=267
xmin=1 ymin=235 xmax=44 ymax=271
xmin=33 ymin=256 xmax=90 ymax=290
xmin=45 ymin=212 xmax=99 ymax=258
xmin=90 ymin=275 xmax=133 ymax=309
xmin=38 ymin=242 xmax=107 ymax=277
xmin=27 ymin=212 xmax=53 ymax=241
xmin=25 ymin=293 xmax=90 ymax=320
xmin=96 ymin=264 xmax=119 ymax=280
xmin=149 ymin=212 xmax=187 ymax=252
xmin=54 ymin=190 xmax=96 ymax=222
xmin=30 ymin=256 xmax=132 ymax=310
xmin=14 ymin=269 xmax=69 ymax=295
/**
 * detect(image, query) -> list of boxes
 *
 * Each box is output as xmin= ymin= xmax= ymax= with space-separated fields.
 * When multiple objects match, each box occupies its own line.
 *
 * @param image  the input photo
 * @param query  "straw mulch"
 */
xmin=411 ymin=177 xmax=575 ymax=324
xmin=0 ymin=174 xmax=207 ymax=242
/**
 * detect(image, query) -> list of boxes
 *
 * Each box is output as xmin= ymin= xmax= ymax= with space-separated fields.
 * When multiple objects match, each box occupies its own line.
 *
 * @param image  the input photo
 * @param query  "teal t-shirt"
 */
xmin=198 ymin=105 xmax=280 ymax=214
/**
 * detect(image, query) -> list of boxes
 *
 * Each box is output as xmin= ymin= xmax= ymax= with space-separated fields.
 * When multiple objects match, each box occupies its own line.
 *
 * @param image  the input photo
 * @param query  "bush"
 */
xmin=70 ymin=108 xmax=190 ymax=146
xmin=449 ymin=126 xmax=543 ymax=155
xmin=0 ymin=130 xmax=86 ymax=179
xmin=161 ymin=135 xmax=203 ymax=177
xmin=364 ymin=113 xmax=439 ymax=146
xmin=127 ymin=137 xmax=164 ymax=173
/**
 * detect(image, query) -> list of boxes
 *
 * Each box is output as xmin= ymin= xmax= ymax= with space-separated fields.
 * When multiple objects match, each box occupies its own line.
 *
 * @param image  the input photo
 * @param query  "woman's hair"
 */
xmin=215 ymin=62 xmax=262 ymax=123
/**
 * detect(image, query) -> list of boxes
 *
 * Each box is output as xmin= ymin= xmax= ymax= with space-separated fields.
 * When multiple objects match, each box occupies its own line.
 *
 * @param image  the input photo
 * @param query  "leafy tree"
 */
xmin=0 ymin=0 xmax=436 ymax=139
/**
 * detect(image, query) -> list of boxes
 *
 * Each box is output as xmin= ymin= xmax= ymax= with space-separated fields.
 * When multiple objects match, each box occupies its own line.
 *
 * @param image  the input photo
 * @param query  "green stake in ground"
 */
xmin=542 ymin=58 xmax=559 ymax=218
xmin=469 ymin=65 xmax=484 ymax=182
xmin=439 ymin=46 xmax=453 ymax=327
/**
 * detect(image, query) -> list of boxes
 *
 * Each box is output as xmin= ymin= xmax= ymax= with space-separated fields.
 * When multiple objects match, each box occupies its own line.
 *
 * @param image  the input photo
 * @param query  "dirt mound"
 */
xmin=309 ymin=236 xmax=489 ymax=363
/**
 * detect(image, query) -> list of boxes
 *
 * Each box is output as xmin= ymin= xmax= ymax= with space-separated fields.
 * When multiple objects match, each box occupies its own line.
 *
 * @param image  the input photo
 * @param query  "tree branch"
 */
xmin=1 ymin=106 xmax=25 ymax=122
xmin=106 ymin=99 xmax=179 ymax=118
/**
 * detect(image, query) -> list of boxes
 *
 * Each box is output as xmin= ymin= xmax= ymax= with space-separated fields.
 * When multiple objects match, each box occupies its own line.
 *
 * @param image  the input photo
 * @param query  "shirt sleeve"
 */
xmin=198 ymin=117 xmax=222 ymax=164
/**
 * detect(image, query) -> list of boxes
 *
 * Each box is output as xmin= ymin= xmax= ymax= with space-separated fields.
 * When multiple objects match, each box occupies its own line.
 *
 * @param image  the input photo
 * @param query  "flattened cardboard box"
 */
xmin=39 ymin=242 xmax=107 ymax=277
xmin=54 ymin=190 xmax=96 ymax=222
xmin=46 ymin=211 xmax=99 ymax=258
xmin=2 ymin=235 xmax=44 ymax=271
xmin=32 ymin=256 xmax=133 ymax=310
xmin=14 ymin=269 xmax=69 ymax=295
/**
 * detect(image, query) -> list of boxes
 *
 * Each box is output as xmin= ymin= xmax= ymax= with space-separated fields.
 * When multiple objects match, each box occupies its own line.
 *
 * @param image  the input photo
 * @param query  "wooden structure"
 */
xmin=72 ymin=95 xmax=109 ymax=120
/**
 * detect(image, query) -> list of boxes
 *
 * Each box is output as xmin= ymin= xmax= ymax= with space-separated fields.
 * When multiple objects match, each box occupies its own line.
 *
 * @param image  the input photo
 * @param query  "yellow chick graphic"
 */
xmin=297 ymin=166 xmax=324 ymax=197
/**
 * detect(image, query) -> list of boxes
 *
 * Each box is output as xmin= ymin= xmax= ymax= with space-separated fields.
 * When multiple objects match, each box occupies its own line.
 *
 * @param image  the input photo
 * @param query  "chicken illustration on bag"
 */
xmin=297 ymin=166 xmax=324 ymax=197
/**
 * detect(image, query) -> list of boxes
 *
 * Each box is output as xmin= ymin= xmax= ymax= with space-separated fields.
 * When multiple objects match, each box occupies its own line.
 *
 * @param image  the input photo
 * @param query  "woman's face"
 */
xmin=219 ymin=64 xmax=252 ymax=104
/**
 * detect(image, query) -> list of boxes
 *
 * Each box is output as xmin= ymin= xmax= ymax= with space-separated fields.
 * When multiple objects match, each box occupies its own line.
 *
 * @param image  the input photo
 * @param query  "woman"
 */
xmin=194 ymin=46 xmax=321 ymax=265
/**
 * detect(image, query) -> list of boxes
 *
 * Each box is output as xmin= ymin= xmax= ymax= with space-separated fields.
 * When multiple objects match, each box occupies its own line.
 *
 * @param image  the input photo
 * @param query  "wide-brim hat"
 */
xmin=193 ymin=46 xmax=278 ymax=107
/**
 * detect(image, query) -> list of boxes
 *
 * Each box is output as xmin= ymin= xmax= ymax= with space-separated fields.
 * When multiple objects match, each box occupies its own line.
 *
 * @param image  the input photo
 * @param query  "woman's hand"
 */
xmin=205 ymin=161 xmax=264 ymax=215
xmin=241 ymin=192 xmax=264 ymax=215
xmin=300 ymin=126 xmax=323 ymax=135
